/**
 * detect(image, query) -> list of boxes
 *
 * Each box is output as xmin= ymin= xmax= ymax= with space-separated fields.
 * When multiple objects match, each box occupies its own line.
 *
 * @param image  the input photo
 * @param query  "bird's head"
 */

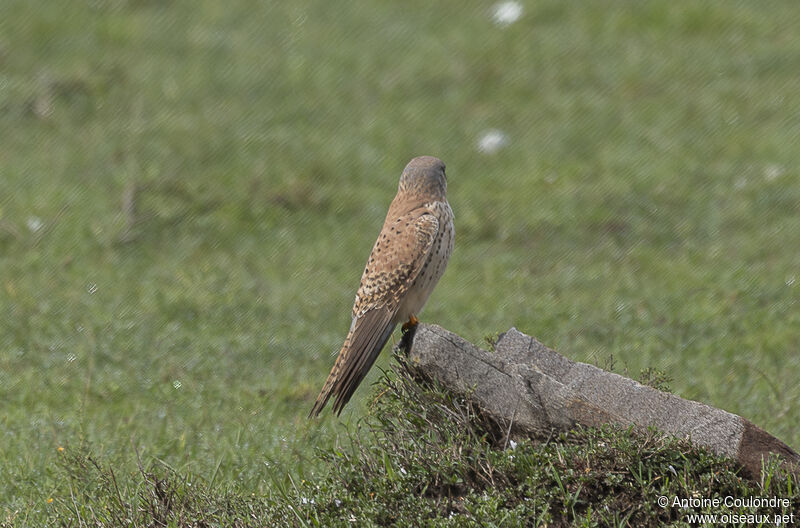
xmin=399 ymin=156 xmax=447 ymax=199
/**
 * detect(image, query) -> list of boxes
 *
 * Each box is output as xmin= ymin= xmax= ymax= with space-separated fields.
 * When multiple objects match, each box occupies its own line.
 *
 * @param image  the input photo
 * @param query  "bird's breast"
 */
xmin=394 ymin=201 xmax=454 ymax=323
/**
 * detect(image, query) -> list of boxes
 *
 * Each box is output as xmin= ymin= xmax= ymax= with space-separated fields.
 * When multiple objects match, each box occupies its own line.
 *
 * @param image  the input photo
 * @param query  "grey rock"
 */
xmin=403 ymin=324 xmax=799 ymax=479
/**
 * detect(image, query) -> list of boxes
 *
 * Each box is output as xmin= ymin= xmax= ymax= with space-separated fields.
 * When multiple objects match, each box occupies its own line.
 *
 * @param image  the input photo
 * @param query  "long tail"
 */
xmin=308 ymin=339 xmax=350 ymax=418
xmin=309 ymin=309 xmax=395 ymax=417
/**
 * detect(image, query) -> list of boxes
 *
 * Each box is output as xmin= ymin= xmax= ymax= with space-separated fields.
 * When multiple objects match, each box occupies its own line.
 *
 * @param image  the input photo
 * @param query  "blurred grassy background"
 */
xmin=1 ymin=0 xmax=798 ymax=521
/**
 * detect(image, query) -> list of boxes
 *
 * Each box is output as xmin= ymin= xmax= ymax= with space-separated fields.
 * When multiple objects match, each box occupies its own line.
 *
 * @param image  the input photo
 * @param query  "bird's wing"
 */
xmin=309 ymin=209 xmax=440 ymax=417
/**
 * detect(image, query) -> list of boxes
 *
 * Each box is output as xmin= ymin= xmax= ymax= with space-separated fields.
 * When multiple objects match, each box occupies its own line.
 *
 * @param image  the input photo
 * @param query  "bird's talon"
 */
xmin=401 ymin=314 xmax=419 ymax=333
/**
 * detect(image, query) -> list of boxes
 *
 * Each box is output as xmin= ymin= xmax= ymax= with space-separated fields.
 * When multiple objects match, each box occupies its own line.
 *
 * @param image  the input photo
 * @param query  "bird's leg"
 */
xmin=398 ymin=314 xmax=419 ymax=355
xmin=401 ymin=314 xmax=419 ymax=333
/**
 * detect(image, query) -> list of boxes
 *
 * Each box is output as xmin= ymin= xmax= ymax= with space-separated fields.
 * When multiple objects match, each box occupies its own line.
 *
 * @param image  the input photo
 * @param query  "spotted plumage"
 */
xmin=309 ymin=156 xmax=455 ymax=417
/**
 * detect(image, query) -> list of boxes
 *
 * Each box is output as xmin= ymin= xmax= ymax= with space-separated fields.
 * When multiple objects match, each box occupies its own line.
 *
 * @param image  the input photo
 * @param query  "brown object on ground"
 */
xmin=309 ymin=156 xmax=454 ymax=417
xmin=402 ymin=324 xmax=799 ymax=480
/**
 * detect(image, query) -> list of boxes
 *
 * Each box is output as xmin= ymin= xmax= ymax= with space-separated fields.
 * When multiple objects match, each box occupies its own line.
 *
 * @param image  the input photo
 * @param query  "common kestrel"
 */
xmin=309 ymin=156 xmax=454 ymax=417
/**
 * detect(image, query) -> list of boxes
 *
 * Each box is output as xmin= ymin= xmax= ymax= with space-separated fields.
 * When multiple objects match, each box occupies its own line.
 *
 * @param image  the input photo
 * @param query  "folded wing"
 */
xmin=309 ymin=210 xmax=440 ymax=416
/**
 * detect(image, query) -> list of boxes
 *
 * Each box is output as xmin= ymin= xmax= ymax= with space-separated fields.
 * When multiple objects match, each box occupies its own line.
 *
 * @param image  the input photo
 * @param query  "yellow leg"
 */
xmin=401 ymin=314 xmax=419 ymax=332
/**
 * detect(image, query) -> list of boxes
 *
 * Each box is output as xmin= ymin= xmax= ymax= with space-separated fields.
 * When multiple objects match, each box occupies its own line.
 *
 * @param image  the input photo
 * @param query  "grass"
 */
xmin=39 ymin=358 xmax=800 ymax=525
xmin=1 ymin=0 xmax=799 ymax=525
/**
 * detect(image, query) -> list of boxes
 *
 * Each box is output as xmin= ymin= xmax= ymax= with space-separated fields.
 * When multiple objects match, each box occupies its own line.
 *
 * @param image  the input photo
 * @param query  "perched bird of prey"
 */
xmin=309 ymin=156 xmax=454 ymax=417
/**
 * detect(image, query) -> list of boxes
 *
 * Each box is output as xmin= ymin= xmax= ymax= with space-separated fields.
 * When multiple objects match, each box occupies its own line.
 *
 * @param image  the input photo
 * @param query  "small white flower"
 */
xmin=764 ymin=164 xmax=784 ymax=181
xmin=26 ymin=216 xmax=44 ymax=233
xmin=399 ymin=466 xmax=407 ymax=475
xmin=477 ymin=129 xmax=509 ymax=154
xmin=509 ymin=439 xmax=518 ymax=449
xmin=492 ymin=1 xmax=523 ymax=26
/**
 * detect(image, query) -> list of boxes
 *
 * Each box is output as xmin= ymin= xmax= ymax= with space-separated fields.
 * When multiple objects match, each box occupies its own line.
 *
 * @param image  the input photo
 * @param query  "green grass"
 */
xmin=40 ymin=359 xmax=800 ymax=526
xmin=1 ymin=0 xmax=799 ymax=524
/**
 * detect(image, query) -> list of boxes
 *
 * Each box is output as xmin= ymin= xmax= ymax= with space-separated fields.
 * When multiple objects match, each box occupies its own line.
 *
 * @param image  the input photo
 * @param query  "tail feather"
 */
xmin=309 ymin=308 xmax=395 ymax=417
xmin=308 ymin=339 xmax=349 ymax=418
xmin=331 ymin=322 xmax=395 ymax=415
